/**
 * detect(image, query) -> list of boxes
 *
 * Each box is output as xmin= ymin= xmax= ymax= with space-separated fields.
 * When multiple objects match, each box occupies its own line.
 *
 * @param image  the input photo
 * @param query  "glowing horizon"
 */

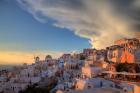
xmin=0 ymin=50 xmax=63 ymax=65
xmin=0 ymin=0 xmax=140 ymax=65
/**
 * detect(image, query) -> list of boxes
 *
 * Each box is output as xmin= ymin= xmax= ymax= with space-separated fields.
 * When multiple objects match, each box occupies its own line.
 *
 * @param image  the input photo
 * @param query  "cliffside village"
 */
xmin=0 ymin=38 xmax=140 ymax=93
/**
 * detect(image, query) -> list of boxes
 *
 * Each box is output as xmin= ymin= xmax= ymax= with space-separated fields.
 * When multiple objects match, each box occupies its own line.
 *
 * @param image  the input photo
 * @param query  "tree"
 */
xmin=20 ymin=78 xmax=57 ymax=93
xmin=19 ymin=85 xmax=50 ymax=93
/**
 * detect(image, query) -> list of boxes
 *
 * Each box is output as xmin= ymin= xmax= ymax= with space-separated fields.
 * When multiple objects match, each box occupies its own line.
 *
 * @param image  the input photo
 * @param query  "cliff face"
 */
xmin=108 ymin=38 xmax=140 ymax=63
xmin=121 ymin=50 xmax=135 ymax=63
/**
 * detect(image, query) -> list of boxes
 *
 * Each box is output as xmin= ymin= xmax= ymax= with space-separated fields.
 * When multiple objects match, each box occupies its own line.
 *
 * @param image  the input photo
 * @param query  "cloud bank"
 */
xmin=17 ymin=0 xmax=140 ymax=49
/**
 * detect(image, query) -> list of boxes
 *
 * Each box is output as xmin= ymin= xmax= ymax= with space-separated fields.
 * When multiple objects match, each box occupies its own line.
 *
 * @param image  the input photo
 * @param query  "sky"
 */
xmin=0 ymin=0 xmax=140 ymax=65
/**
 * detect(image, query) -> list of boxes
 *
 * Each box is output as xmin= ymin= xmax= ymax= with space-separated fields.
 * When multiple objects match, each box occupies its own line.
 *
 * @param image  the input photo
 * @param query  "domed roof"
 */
xmin=45 ymin=55 xmax=52 ymax=59
xmin=35 ymin=56 xmax=40 ymax=59
xmin=35 ymin=56 xmax=40 ymax=63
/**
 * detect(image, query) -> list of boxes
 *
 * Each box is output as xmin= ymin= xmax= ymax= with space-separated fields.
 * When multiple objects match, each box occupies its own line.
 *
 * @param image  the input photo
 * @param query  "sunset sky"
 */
xmin=0 ymin=0 xmax=140 ymax=65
